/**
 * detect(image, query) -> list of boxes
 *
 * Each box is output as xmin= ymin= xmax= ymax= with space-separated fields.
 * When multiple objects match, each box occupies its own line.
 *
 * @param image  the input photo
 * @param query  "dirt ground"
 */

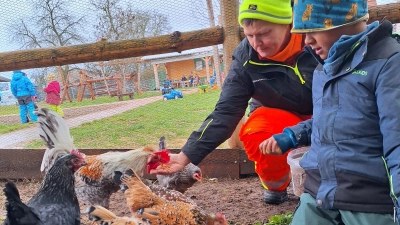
xmin=0 ymin=175 xmax=299 ymax=224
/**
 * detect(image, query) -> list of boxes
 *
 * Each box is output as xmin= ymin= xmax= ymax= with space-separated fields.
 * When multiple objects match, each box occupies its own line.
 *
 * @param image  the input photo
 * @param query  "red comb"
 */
xmin=146 ymin=149 xmax=170 ymax=173
xmin=71 ymin=149 xmax=84 ymax=160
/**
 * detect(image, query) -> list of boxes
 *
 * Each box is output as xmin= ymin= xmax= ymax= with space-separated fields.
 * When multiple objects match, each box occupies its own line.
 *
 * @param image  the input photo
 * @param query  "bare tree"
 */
xmin=91 ymin=0 xmax=171 ymax=94
xmin=190 ymin=0 xmax=221 ymax=27
xmin=10 ymin=0 xmax=86 ymax=101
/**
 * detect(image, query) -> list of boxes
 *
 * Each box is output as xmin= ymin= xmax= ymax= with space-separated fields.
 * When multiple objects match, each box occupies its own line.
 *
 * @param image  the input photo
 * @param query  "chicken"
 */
xmin=3 ymin=150 xmax=86 ymax=225
xmin=74 ymin=146 xmax=157 ymax=208
xmin=157 ymin=161 xmax=202 ymax=193
xmin=114 ymin=169 xmax=228 ymax=225
xmin=36 ymin=108 xmax=76 ymax=174
xmin=114 ymin=171 xmax=196 ymax=205
xmin=156 ymin=136 xmax=202 ymax=193
xmin=86 ymin=205 xmax=157 ymax=225
xmin=36 ymin=107 xmax=168 ymax=209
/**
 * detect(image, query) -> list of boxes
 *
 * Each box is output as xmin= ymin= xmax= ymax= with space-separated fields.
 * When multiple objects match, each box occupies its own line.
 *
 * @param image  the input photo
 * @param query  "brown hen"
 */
xmin=114 ymin=169 xmax=228 ymax=225
xmin=87 ymin=205 xmax=158 ymax=225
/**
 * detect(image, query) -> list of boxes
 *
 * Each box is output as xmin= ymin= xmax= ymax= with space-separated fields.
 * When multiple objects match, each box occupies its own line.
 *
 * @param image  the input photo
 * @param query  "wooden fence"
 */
xmin=0 ymin=148 xmax=255 ymax=180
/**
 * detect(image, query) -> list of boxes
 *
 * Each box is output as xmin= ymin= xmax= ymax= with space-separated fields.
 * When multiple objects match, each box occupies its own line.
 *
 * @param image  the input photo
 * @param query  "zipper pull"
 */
xmin=394 ymin=206 xmax=397 ymax=223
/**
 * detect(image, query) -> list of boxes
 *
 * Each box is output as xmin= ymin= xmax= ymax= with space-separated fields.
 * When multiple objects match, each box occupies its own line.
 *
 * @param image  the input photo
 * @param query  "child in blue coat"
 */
xmin=11 ymin=70 xmax=38 ymax=123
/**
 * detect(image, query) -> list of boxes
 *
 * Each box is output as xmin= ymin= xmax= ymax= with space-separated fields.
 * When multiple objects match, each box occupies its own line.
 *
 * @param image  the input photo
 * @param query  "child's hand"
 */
xmin=259 ymin=137 xmax=283 ymax=155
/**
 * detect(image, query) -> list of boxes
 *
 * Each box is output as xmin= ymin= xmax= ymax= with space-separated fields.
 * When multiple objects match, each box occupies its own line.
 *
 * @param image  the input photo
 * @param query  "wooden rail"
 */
xmin=0 ymin=27 xmax=224 ymax=72
xmin=0 ymin=148 xmax=255 ymax=180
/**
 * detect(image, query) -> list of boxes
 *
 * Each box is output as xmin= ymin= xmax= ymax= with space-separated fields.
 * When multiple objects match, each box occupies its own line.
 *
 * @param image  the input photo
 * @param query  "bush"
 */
xmin=264 ymin=212 xmax=293 ymax=225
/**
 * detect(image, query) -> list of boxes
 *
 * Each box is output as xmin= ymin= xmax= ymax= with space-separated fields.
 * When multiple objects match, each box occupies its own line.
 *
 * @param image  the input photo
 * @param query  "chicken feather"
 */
xmin=36 ymin=108 xmax=77 ymax=173
xmin=86 ymin=205 xmax=146 ymax=225
xmin=113 ymin=171 xmax=196 ymax=205
xmin=117 ymin=169 xmax=227 ymax=225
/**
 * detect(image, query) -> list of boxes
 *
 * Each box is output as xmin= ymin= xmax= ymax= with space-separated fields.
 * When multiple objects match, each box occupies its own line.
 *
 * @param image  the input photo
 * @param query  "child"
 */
xmin=259 ymin=1 xmax=400 ymax=224
xmin=10 ymin=70 xmax=38 ymax=123
xmin=43 ymin=74 xmax=64 ymax=117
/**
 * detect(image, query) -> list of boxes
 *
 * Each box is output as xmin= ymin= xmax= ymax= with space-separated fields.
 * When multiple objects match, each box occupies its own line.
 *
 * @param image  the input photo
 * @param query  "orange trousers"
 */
xmin=239 ymin=107 xmax=311 ymax=191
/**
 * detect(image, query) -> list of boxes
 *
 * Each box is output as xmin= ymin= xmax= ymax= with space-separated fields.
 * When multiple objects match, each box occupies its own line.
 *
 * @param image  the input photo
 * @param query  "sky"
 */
xmin=0 ymin=0 xmax=397 ymax=79
xmin=377 ymin=0 xmax=397 ymax=4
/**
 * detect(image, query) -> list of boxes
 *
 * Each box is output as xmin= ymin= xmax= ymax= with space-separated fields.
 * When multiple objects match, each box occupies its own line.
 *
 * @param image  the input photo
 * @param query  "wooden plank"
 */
xmin=368 ymin=3 xmax=400 ymax=24
xmin=92 ymin=84 xmax=118 ymax=90
xmin=239 ymin=150 xmax=256 ymax=175
xmin=0 ymin=148 xmax=242 ymax=180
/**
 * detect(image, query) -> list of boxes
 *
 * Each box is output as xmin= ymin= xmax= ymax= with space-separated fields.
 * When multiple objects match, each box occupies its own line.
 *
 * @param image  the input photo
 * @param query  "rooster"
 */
xmin=113 ymin=169 xmax=228 ymax=225
xmin=36 ymin=108 xmax=76 ymax=174
xmin=74 ymin=146 xmax=157 ymax=208
xmin=156 ymin=136 xmax=202 ymax=193
xmin=36 ymin=108 xmax=170 ymax=209
xmin=3 ymin=150 xmax=86 ymax=225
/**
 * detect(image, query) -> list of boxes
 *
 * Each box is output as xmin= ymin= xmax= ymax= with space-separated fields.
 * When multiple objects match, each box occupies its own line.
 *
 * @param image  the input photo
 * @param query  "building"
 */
xmin=142 ymin=46 xmax=223 ymax=88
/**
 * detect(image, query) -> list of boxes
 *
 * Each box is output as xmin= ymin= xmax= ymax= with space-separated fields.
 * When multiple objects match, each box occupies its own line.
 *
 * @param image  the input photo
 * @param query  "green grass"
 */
xmin=0 ymin=104 xmax=20 ymax=116
xmin=0 ymin=91 xmax=162 ymax=116
xmin=25 ymin=90 xmax=225 ymax=149
xmin=0 ymin=123 xmax=35 ymax=134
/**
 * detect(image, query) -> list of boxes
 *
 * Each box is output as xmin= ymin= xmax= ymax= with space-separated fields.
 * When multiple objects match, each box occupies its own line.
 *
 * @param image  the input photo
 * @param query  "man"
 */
xmin=10 ymin=70 xmax=38 ymax=123
xmin=261 ymin=0 xmax=400 ymax=224
xmin=150 ymin=0 xmax=318 ymax=205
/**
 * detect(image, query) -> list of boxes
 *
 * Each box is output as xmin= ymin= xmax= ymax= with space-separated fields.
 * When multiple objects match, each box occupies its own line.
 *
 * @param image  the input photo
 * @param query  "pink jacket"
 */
xmin=43 ymin=81 xmax=61 ymax=105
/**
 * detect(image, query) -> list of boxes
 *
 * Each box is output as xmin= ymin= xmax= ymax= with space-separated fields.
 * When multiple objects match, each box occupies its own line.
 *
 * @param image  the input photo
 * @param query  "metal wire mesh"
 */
xmin=0 ymin=0 xmax=236 ymax=150
xmin=0 ymin=0 xmax=398 ymax=152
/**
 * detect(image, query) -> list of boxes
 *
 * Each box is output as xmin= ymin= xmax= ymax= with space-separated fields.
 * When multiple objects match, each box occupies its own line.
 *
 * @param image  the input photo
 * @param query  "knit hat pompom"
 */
xmin=238 ymin=0 xmax=292 ymax=26
xmin=292 ymin=0 xmax=369 ymax=33
xmin=46 ymin=74 xmax=56 ymax=82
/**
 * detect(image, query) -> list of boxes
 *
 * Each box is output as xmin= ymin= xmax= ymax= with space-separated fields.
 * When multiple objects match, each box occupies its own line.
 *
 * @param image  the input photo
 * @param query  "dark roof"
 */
xmin=0 ymin=76 xmax=10 ymax=82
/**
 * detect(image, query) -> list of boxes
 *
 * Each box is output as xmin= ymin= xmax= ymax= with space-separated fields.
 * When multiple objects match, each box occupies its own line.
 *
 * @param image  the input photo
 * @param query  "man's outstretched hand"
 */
xmin=149 ymin=151 xmax=191 ymax=175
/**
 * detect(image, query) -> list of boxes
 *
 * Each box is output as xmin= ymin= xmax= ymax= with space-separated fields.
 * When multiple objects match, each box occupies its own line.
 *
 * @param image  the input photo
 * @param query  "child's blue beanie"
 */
xmin=291 ymin=0 xmax=369 ymax=33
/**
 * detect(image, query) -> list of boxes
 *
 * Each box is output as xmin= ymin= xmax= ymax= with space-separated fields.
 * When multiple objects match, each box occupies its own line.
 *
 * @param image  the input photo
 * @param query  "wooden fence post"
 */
xmin=221 ymin=0 xmax=245 ymax=149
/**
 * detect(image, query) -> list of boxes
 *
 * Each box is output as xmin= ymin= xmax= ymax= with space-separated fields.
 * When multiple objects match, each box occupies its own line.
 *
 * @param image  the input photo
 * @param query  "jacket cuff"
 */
xmin=273 ymin=133 xmax=294 ymax=155
xmin=283 ymin=128 xmax=298 ymax=148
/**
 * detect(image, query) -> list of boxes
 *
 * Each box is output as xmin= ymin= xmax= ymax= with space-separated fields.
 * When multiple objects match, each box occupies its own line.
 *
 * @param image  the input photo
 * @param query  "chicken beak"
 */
xmin=81 ymin=161 xmax=88 ymax=167
xmin=193 ymin=173 xmax=202 ymax=182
